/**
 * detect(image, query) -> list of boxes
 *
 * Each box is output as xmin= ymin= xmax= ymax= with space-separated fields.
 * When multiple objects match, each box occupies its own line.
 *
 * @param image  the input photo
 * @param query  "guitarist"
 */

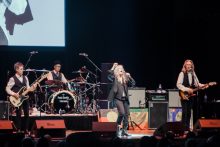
xmin=6 ymin=62 xmax=36 ymax=133
xmin=176 ymin=59 xmax=208 ymax=130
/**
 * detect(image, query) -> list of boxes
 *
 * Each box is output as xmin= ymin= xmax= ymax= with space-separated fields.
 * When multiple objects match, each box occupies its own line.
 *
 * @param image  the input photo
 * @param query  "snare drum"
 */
xmin=48 ymin=90 xmax=77 ymax=113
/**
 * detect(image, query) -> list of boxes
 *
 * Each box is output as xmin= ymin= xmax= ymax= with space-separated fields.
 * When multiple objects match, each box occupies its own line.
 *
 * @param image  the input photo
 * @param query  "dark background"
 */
xmin=0 ymin=0 xmax=220 ymax=108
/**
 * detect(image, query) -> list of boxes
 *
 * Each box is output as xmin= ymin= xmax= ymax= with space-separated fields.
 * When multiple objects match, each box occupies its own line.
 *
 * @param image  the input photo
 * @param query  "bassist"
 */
xmin=176 ymin=59 xmax=208 ymax=130
xmin=5 ymin=62 xmax=36 ymax=133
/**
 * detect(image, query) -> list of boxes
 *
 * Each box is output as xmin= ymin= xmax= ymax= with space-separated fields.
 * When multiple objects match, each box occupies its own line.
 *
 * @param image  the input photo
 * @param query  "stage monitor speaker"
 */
xmin=194 ymin=119 xmax=220 ymax=130
xmin=154 ymin=122 xmax=188 ymax=137
xmin=0 ymin=101 xmax=9 ymax=120
xmin=148 ymin=101 xmax=168 ymax=129
xmin=128 ymin=87 xmax=146 ymax=108
xmin=0 ymin=120 xmax=13 ymax=133
xmin=167 ymin=89 xmax=181 ymax=107
xmin=92 ymin=122 xmax=117 ymax=137
xmin=193 ymin=119 xmax=220 ymax=136
xmin=32 ymin=120 xmax=66 ymax=138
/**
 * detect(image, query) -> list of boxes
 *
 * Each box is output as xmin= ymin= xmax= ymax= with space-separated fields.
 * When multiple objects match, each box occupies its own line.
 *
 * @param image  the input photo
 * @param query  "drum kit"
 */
xmin=30 ymin=67 xmax=101 ymax=115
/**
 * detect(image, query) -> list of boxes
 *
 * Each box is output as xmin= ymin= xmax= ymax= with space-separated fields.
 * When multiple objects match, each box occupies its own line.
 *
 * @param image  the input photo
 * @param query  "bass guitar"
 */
xmin=9 ymin=72 xmax=48 ymax=107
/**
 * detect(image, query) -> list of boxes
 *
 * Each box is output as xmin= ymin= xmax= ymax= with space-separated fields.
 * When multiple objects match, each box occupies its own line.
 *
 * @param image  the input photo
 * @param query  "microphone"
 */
xmin=188 ymin=67 xmax=193 ymax=73
xmin=81 ymin=66 xmax=86 ymax=70
xmin=30 ymin=51 xmax=38 ymax=54
xmin=79 ymin=53 xmax=88 ymax=57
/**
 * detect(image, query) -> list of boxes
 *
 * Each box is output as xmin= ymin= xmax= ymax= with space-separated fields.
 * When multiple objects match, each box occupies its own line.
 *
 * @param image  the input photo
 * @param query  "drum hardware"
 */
xmin=38 ymin=85 xmax=52 ymax=114
xmin=80 ymin=82 xmax=102 ymax=113
xmin=78 ymin=53 xmax=102 ymax=113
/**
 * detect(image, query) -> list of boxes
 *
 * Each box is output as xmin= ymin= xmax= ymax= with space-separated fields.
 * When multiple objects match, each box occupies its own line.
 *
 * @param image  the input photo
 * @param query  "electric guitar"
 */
xmin=179 ymin=82 xmax=217 ymax=100
xmin=9 ymin=73 xmax=48 ymax=107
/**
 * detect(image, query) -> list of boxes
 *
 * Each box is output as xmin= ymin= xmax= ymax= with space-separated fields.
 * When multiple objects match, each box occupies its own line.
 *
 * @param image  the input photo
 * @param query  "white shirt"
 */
xmin=6 ymin=74 xmax=30 ymax=96
xmin=47 ymin=70 xmax=68 ymax=83
xmin=176 ymin=71 xmax=203 ymax=92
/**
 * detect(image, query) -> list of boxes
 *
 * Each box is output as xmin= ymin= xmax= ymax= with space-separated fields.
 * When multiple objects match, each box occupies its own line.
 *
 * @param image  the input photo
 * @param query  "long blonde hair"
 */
xmin=181 ymin=59 xmax=195 ymax=73
xmin=113 ymin=65 xmax=128 ymax=84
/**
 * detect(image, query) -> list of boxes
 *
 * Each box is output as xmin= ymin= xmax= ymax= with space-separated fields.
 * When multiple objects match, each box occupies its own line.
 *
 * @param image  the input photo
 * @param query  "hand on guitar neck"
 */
xmin=28 ymin=83 xmax=38 ymax=92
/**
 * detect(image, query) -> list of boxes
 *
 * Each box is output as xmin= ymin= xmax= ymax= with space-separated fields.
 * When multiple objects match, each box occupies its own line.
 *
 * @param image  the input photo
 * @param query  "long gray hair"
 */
xmin=181 ymin=59 xmax=195 ymax=73
xmin=113 ymin=65 xmax=128 ymax=84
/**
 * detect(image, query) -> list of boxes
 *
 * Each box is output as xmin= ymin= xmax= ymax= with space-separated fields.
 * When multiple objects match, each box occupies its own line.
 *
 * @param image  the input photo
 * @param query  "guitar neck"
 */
xmin=22 ymin=73 xmax=47 ymax=95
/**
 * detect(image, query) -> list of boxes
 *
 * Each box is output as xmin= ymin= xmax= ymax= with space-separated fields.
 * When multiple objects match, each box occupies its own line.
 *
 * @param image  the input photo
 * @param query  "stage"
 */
xmin=8 ymin=109 xmax=154 ymax=139
xmin=10 ymin=112 xmax=99 ymax=131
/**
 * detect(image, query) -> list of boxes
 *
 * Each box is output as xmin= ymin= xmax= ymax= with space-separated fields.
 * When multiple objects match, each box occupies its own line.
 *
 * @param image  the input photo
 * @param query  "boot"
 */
xmin=121 ymin=126 xmax=131 ymax=136
xmin=116 ymin=125 xmax=122 ymax=137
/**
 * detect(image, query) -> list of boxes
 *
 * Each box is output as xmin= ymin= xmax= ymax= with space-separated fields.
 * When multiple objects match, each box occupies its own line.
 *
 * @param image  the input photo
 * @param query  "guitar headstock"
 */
xmin=40 ymin=72 xmax=49 ymax=81
xmin=208 ymin=82 xmax=217 ymax=86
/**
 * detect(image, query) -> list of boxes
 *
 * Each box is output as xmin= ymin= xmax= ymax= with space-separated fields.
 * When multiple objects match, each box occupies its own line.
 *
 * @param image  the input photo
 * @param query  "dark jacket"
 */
xmin=107 ymin=70 xmax=135 ymax=103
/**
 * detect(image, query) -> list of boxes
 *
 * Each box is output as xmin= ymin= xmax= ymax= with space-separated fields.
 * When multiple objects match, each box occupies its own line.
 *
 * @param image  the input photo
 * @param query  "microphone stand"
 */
xmin=24 ymin=53 xmax=34 ymax=76
xmin=82 ymin=54 xmax=102 ymax=112
xmin=192 ymin=71 xmax=200 ymax=125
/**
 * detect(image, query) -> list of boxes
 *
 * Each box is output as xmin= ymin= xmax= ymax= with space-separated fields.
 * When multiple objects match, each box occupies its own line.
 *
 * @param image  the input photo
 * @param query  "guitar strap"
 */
xmin=191 ymin=73 xmax=195 ymax=88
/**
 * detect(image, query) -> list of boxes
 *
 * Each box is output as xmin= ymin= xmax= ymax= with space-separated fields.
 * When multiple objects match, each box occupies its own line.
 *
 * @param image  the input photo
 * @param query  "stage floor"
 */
xmin=9 ymin=111 xmax=154 ymax=138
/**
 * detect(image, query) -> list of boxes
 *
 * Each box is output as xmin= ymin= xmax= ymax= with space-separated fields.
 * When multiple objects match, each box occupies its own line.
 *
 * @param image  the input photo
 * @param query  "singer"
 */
xmin=176 ymin=59 xmax=208 ymax=130
xmin=107 ymin=63 xmax=135 ymax=136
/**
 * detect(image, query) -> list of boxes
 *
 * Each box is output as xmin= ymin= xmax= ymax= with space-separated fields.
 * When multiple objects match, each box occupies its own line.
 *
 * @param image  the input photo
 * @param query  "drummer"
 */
xmin=46 ymin=60 xmax=68 ymax=92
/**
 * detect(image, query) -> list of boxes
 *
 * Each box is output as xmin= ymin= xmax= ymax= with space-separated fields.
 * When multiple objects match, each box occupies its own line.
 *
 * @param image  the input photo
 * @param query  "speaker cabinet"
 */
xmin=154 ymin=122 xmax=188 ymax=137
xmin=99 ymin=63 xmax=113 ymax=100
xmin=32 ymin=120 xmax=66 ymax=138
xmin=0 ymin=101 xmax=9 ymax=120
xmin=0 ymin=120 xmax=13 ymax=133
xmin=128 ymin=87 xmax=146 ymax=108
xmin=193 ymin=119 xmax=220 ymax=136
xmin=194 ymin=119 xmax=220 ymax=129
xmin=92 ymin=122 xmax=117 ymax=137
xmin=92 ymin=122 xmax=117 ymax=132
xmin=148 ymin=101 xmax=168 ymax=129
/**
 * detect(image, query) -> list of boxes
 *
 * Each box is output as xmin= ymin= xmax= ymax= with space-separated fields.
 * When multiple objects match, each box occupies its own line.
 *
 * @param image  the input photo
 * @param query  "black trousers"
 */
xmin=115 ymin=99 xmax=130 ymax=129
xmin=15 ymin=100 xmax=29 ymax=131
xmin=181 ymin=98 xmax=194 ymax=129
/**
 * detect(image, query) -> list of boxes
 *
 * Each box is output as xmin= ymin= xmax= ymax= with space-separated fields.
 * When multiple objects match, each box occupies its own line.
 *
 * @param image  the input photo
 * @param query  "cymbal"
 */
xmin=24 ymin=69 xmax=49 ymax=72
xmin=72 ymin=70 xmax=87 ymax=73
xmin=45 ymin=80 xmax=63 ymax=85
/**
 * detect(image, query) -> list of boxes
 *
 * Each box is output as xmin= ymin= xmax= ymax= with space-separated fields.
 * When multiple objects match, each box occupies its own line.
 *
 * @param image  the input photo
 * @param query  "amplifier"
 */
xmin=128 ymin=87 xmax=146 ymax=108
xmin=0 ymin=101 xmax=9 ymax=120
xmin=146 ymin=90 xmax=168 ymax=101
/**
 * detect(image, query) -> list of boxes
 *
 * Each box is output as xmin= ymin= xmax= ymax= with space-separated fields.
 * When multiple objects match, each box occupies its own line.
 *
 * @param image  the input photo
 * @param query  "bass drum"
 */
xmin=48 ymin=90 xmax=77 ymax=114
